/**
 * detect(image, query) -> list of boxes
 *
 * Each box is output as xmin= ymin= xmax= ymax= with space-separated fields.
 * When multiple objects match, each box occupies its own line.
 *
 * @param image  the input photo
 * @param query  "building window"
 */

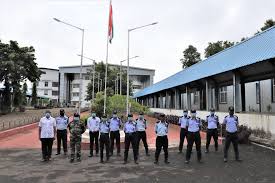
xmin=272 ymin=79 xmax=275 ymax=103
xmin=219 ymin=86 xmax=227 ymax=104
xmin=44 ymin=81 xmax=48 ymax=87
xmin=194 ymin=91 xmax=199 ymax=105
xmin=52 ymin=91 xmax=58 ymax=96
xmin=44 ymin=90 xmax=48 ymax=95
xmin=73 ymin=92 xmax=79 ymax=97
xmin=74 ymin=74 xmax=80 ymax=80
xmin=52 ymin=82 xmax=59 ymax=87
xmin=256 ymin=82 xmax=260 ymax=104
xmin=133 ymin=85 xmax=142 ymax=90
xmin=73 ymin=84 xmax=80 ymax=88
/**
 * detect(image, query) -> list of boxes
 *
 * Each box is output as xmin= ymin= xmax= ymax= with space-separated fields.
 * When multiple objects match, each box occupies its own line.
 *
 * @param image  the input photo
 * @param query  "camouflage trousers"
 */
xmin=70 ymin=135 xmax=82 ymax=159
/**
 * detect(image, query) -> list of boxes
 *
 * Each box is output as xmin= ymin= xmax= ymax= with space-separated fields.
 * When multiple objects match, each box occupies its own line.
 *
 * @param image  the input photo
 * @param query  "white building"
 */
xmin=59 ymin=64 xmax=155 ymax=108
xmin=37 ymin=68 xmax=59 ymax=104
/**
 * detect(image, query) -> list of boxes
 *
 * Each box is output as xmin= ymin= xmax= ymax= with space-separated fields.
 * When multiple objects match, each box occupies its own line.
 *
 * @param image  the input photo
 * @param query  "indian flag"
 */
xmin=108 ymin=1 xmax=114 ymax=44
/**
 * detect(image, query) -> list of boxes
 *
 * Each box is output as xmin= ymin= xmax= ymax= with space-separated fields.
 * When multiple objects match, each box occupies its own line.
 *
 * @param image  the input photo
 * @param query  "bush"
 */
xmin=91 ymin=93 xmax=149 ymax=118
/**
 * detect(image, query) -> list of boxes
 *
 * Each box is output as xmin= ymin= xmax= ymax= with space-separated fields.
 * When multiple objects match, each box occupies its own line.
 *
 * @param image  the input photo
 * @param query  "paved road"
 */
xmin=0 ymin=145 xmax=274 ymax=183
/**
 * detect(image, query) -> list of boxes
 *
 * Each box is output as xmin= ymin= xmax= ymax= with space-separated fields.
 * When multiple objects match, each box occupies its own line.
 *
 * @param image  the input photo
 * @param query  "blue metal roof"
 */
xmin=134 ymin=26 xmax=275 ymax=98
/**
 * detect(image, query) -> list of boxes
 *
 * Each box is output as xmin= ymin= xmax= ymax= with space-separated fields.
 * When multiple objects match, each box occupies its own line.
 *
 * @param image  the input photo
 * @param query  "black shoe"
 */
xmin=224 ymin=158 xmax=228 ymax=163
xmin=106 ymin=158 xmax=109 ymax=162
xmin=198 ymin=159 xmax=203 ymax=163
xmin=109 ymin=153 xmax=113 ymax=157
xmin=205 ymin=149 xmax=209 ymax=153
xmin=165 ymin=160 xmax=170 ymax=164
xmin=154 ymin=161 xmax=159 ymax=165
xmin=178 ymin=151 xmax=182 ymax=154
xmin=117 ymin=153 xmax=121 ymax=157
xmin=146 ymin=153 xmax=150 ymax=157
xmin=64 ymin=152 xmax=67 ymax=155
xmin=77 ymin=157 xmax=81 ymax=162
xmin=100 ymin=160 xmax=104 ymax=164
xmin=88 ymin=154 xmax=93 ymax=158
xmin=135 ymin=160 xmax=139 ymax=164
xmin=215 ymin=148 xmax=218 ymax=152
xmin=70 ymin=159 xmax=74 ymax=163
xmin=123 ymin=161 xmax=127 ymax=164
xmin=56 ymin=153 xmax=60 ymax=155
xmin=41 ymin=158 xmax=47 ymax=162
xmin=236 ymin=158 xmax=242 ymax=162
xmin=185 ymin=160 xmax=190 ymax=164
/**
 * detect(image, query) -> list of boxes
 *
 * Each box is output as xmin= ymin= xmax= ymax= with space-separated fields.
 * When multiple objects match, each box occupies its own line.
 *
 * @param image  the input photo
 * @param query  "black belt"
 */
xmin=188 ymin=131 xmax=200 ymax=133
xmin=100 ymin=133 xmax=109 ymax=135
xmin=226 ymin=131 xmax=237 ymax=134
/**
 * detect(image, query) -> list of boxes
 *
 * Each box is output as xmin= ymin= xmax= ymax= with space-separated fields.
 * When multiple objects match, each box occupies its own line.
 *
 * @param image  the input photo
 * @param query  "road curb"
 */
xmin=0 ymin=122 xmax=38 ymax=140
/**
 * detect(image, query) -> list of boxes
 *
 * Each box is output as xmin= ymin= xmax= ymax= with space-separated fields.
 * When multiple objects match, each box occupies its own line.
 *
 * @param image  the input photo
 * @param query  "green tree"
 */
xmin=86 ymin=61 xmax=132 ymax=101
xmin=204 ymin=41 xmax=235 ymax=58
xmin=22 ymin=82 xmax=28 ymax=105
xmin=260 ymin=19 xmax=275 ymax=31
xmin=31 ymin=82 xmax=37 ymax=106
xmin=0 ymin=40 xmax=42 ymax=110
xmin=180 ymin=45 xmax=201 ymax=68
xmin=1 ymin=81 xmax=12 ymax=114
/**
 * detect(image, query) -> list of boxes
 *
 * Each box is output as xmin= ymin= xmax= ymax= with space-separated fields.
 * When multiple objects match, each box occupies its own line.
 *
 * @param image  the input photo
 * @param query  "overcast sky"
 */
xmin=1 ymin=0 xmax=275 ymax=83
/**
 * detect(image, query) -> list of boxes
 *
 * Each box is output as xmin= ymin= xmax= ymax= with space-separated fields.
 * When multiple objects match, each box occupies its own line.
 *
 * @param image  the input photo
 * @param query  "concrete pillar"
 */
xmin=159 ymin=93 xmax=163 ymax=108
xmin=175 ymin=89 xmax=180 ymax=109
xmin=154 ymin=95 xmax=157 ymax=108
xmin=165 ymin=91 xmax=169 ymax=109
xmin=205 ymin=80 xmax=212 ymax=111
xmin=214 ymin=86 xmax=219 ymax=111
xmin=186 ymin=86 xmax=191 ymax=110
xmin=233 ymin=73 xmax=242 ymax=113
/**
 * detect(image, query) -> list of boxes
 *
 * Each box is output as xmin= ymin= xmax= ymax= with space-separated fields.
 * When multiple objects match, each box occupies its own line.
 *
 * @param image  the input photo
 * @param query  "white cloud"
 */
xmin=0 ymin=0 xmax=274 ymax=83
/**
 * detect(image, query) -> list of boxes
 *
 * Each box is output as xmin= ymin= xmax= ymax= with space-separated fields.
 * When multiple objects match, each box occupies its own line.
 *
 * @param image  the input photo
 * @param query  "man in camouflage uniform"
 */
xmin=68 ymin=113 xmax=85 ymax=162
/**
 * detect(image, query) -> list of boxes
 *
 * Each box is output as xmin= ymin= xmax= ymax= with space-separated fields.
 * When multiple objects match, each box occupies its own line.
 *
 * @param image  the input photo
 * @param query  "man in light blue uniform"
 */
xmin=136 ymin=111 xmax=150 ymax=156
xmin=87 ymin=110 xmax=100 ymax=157
xmin=154 ymin=113 xmax=170 ymax=165
xmin=185 ymin=109 xmax=202 ymax=164
xmin=123 ymin=114 xmax=138 ymax=164
xmin=55 ymin=109 xmax=69 ymax=155
xmin=178 ymin=109 xmax=189 ymax=154
xmin=99 ymin=114 xmax=110 ymax=163
xmin=223 ymin=106 xmax=241 ymax=162
xmin=205 ymin=108 xmax=219 ymax=153
xmin=109 ymin=111 xmax=121 ymax=156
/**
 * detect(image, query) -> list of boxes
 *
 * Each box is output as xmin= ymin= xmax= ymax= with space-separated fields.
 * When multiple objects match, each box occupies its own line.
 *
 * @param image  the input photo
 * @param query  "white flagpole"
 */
xmin=103 ymin=0 xmax=111 ymax=115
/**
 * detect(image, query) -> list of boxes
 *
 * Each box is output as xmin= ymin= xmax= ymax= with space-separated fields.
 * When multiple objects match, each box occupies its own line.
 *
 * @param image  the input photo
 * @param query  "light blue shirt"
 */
xmin=178 ymin=116 xmax=189 ymax=129
xmin=187 ymin=118 xmax=201 ymax=132
xmin=87 ymin=117 xmax=100 ymax=132
xmin=155 ymin=121 xmax=168 ymax=136
xmin=223 ymin=115 xmax=238 ymax=133
xmin=109 ymin=117 xmax=121 ymax=131
xmin=136 ymin=119 xmax=147 ymax=131
xmin=99 ymin=121 xmax=110 ymax=134
xmin=124 ymin=121 xmax=137 ymax=133
xmin=55 ymin=116 xmax=69 ymax=130
xmin=206 ymin=115 xmax=219 ymax=129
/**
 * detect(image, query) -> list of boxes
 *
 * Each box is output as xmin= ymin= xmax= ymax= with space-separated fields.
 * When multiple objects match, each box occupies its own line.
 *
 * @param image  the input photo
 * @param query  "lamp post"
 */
xmin=54 ymin=18 xmax=84 ymax=114
xmin=119 ymin=55 xmax=139 ymax=95
xmin=77 ymin=54 xmax=96 ymax=104
xmin=126 ymin=22 xmax=158 ymax=115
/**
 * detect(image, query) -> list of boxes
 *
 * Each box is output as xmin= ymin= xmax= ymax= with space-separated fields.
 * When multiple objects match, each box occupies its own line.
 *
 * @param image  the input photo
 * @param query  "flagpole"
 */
xmin=103 ymin=0 xmax=111 ymax=115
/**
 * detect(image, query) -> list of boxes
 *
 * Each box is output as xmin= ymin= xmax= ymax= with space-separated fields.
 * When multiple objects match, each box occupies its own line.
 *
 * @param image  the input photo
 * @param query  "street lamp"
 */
xmin=54 ymin=18 xmax=84 ymax=114
xmin=126 ymin=22 xmax=158 ymax=115
xmin=120 ymin=55 xmax=139 ymax=95
xmin=77 ymin=54 xmax=97 ymax=103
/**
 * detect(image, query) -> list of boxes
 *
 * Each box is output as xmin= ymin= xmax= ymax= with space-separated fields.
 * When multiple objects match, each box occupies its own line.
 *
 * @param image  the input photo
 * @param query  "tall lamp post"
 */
xmin=54 ymin=18 xmax=84 ymax=114
xmin=119 ymin=55 xmax=139 ymax=95
xmin=126 ymin=22 xmax=158 ymax=115
xmin=77 ymin=54 xmax=97 ymax=104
